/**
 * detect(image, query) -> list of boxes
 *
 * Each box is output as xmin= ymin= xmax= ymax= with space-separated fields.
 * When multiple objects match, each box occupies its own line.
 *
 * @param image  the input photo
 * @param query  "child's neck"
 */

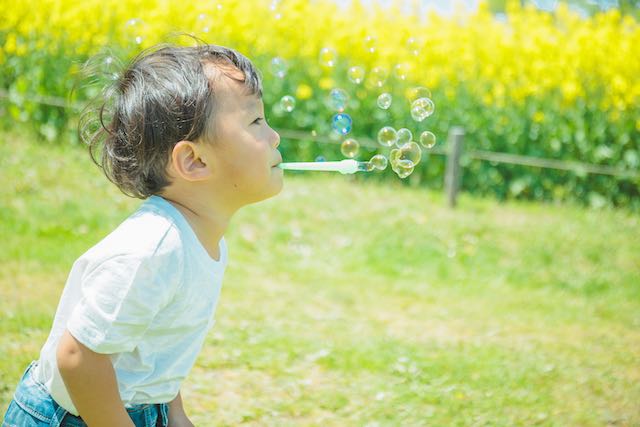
xmin=162 ymin=195 xmax=232 ymax=262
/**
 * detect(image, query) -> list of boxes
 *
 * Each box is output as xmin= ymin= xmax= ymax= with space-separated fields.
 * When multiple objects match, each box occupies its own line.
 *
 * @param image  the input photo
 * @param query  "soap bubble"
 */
xmin=390 ymin=149 xmax=415 ymax=178
xmin=341 ymin=138 xmax=360 ymax=158
xmin=369 ymin=154 xmax=388 ymax=171
xmin=319 ymin=47 xmax=337 ymax=67
xmin=369 ymin=67 xmax=388 ymax=88
xmin=269 ymin=57 xmax=288 ymax=78
xmin=326 ymin=88 xmax=349 ymax=112
xmin=377 ymin=126 xmax=398 ymax=147
xmin=124 ymin=18 xmax=144 ymax=45
xmin=361 ymin=162 xmax=376 ymax=172
xmin=395 ymin=161 xmax=415 ymax=179
xmin=406 ymin=86 xmax=432 ymax=102
xmin=332 ymin=113 xmax=353 ymax=135
xmin=406 ymin=37 xmax=420 ymax=56
xmin=396 ymin=128 xmax=412 ymax=146
xmin=364 ymin=35 xmax=377 ymax=54
xmin=377 ymin=93 xmax=392 ymax=110
xmin=269 ymin=0 xmax=282 ymax=18
xmin=420 ymin=131 xmax=437 ymax=148
xmin=347 ymin=66 xmax=365 ymax=84
xmin=410 ymin=97 xmax=435 ymax=122
xmin=393 ymin=63 xmax=411 ymax=80
xmin=279 ymin=95 xmax=296 ymax=112
xmin=397 ymin=141 xmax=422 ymax=166
xmin=197 ymin=13 xmax=211 ymax=33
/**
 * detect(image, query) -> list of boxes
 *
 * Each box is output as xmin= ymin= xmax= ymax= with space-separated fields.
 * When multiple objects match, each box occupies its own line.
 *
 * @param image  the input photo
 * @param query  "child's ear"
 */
xmin=170 ymin=140 xmax=212 ymax=181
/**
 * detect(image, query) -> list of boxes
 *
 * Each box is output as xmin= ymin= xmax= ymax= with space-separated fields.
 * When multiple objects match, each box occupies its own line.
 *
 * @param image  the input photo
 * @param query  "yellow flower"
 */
xmin=533 ymin=111 xmax=545 ymax=123
xmin=4 ymin=33 xmax=16 ymax=55
xmin=319 ymin=77 xmax=334 ymax=91
xmin=295 ymin=84 xmax=313 ymax=100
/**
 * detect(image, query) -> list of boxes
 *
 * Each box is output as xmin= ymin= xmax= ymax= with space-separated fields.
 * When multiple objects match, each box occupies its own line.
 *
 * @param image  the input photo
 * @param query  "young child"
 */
xmin=2 ymin=43 xmax=283 ymax=427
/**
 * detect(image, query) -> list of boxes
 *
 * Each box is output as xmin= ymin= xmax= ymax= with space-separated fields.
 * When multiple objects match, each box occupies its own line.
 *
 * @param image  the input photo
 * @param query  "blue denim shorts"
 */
xmin=2 ymin=362 xmax=169 ymax=427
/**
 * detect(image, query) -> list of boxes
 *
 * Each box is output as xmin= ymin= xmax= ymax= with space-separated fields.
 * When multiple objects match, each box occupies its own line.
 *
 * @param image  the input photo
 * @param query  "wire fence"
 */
xmin=1 ymin=89 xmax=638 ymax=181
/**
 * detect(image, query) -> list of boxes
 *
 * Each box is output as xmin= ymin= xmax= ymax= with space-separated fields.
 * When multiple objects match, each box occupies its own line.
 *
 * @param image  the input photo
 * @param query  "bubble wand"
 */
xmin=277 ymin=159 xmax=372 ymax=175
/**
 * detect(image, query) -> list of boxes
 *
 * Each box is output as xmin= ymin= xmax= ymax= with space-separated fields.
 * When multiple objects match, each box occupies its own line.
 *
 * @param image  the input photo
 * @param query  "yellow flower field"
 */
xmin=1 ymin=0 xmax=638 ymax=207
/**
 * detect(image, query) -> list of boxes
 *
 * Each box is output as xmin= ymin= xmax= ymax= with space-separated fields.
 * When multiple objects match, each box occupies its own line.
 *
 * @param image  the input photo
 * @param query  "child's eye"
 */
xmin=252 ymin=117 xmax=264 ymax=125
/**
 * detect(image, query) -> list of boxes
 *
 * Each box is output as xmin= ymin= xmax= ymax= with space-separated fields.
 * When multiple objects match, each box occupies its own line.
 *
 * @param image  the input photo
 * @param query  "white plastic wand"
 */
xmin=277 ymin=159 xmax=371 ymax=175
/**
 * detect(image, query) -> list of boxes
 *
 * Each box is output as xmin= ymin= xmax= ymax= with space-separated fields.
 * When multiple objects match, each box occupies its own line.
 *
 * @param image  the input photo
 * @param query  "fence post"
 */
xmin=445 ymin=127 xmax=465 ymax=208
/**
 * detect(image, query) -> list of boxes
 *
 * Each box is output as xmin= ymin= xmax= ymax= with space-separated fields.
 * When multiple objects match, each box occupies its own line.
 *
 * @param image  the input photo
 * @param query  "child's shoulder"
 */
xmin=82 ymin=196 xmax=187 ymax=265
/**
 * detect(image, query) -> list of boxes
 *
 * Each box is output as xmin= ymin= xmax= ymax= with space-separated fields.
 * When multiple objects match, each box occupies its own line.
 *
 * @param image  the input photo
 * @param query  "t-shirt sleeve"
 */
xmin=67 ymin=249 xmax=182 ymax=354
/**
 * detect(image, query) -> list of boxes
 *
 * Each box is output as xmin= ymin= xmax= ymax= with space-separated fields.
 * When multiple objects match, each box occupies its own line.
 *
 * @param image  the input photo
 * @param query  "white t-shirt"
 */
xmin=32 ymin=195 xmax=227 ymax=416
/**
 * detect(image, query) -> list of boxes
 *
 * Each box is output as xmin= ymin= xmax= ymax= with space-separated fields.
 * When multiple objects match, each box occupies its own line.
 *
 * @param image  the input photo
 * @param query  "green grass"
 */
xmin=1 ymin=131 xmax=639 ymax=426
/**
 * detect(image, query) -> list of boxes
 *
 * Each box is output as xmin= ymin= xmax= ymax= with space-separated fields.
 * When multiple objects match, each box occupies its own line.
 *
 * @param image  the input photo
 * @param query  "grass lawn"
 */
xmin=1 ymin=132 xmax=639 ymax=426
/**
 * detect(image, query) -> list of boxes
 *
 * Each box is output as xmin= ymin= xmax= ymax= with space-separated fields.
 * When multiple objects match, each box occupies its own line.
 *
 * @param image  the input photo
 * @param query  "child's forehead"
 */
xmin=207 ymin=66 xmax=262 ymax=111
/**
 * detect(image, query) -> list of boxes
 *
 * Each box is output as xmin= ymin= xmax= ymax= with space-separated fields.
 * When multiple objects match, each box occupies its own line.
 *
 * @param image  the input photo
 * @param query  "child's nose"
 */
xmin=270 ymin=127 xmax=280 ymax=149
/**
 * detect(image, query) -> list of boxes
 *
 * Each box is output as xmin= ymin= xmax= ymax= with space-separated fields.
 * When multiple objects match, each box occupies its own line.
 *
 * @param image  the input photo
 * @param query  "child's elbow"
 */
xmin=56 ymin=329 xmax=84 ymax=375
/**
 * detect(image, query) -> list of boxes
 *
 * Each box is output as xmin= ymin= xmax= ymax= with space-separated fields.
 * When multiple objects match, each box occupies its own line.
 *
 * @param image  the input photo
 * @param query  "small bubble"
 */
xmin=363 ymin=35 xmax=377 ymax=54
xmin=394 ymin=63 xmax=410 ymax=80
xmin=341 ymin=138 xmax=360 ymax=158
xmin=376 ymin=93 xmax=392 ymax=110
xmin=407 ymin=86 xmax=432 ymax=102
xmin=280 ymin=95 xmax=296 ymax=112
xmin=406 ymin=37 xmax=420 ymax=56
xmin=420 ymin=131 xmax=437 ymax=148
xmin=315 ymin=155 xmax=326 ymax=162
xmin=369 ymin=67 xmax=388 ymax=87
xmin=269 ymin=57 xmax=288 ymax=78
xmin=347 ymin=66 xmax=365 ymax=84
xmin=319 ymin=47 xmax=337 ymax=67
xmin=410 ymin=97 xmax=435 ymax=122
xmin=377 ymin=126 xmax=397 ymax=147
xmin=396 ymin=128 xmax=412 ymax=146
xmin=326 ymin=88 xmax=349 ymax=112
xmin=369 ymin=154 xmax=388 ymax=170
xmin=361 ymin=162 xmax=376 ymax=171
xmin=332 ymin=113 xmax=352 ymax=135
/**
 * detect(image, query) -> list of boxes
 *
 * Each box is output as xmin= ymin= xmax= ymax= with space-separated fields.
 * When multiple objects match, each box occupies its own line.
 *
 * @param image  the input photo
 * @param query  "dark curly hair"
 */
xmin=79 ymin=41 xmax=262 ymax=199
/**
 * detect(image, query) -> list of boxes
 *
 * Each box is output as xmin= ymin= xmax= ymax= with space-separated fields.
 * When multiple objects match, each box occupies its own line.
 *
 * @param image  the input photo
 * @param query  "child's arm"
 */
xmin=57 ymin=329 xmax=135 ymax=427
xmin=168 ymin=391 xmax=194 ymax=427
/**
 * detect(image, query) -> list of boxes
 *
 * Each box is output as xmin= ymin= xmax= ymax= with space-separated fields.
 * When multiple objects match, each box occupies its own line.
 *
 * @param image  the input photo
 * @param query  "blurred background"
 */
xmin=1 ymin=1 xmax=639 ymax=425
xmin=1 ymin=0 xmax=639 ymax=208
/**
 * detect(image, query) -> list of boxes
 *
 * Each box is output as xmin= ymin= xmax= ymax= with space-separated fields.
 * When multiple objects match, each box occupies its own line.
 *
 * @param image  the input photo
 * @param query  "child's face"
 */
xmin=204 ymin=74 xmax=283 ymax=207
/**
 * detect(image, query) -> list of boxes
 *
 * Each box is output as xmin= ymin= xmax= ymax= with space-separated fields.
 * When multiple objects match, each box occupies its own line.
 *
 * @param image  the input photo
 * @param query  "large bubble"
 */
xmin=397 ymin=141 xmax=422 ymax=166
